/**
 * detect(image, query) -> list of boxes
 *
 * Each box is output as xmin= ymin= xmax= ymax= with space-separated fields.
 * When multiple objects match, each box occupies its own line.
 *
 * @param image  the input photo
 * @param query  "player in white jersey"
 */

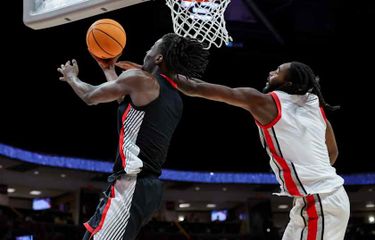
xmin=173 ymin=61 xmax=349 ymax=240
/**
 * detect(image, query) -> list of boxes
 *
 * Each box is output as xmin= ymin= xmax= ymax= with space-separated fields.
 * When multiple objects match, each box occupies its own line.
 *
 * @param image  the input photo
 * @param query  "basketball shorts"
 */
xmin=282 ymin=185 xmax=350 ymax=240
xmin=83 ymin=174 xmax=163 ymax=240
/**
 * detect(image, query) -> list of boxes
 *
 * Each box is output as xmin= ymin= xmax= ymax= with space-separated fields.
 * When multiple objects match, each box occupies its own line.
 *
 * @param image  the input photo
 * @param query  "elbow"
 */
xmin=86 ymin=101 xmax=96 ymax=106
xmin=82 ymin=94 xmax=97 ymax=106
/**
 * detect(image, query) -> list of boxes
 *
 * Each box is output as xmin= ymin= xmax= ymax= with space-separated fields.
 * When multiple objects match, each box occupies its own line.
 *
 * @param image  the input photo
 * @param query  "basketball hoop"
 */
xmin=165 ymin=0 xmax=232 ymax=49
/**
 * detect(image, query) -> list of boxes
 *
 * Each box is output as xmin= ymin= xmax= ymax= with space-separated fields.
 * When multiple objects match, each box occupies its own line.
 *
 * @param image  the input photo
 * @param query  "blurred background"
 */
xmin=0 ymin=0 xmax=374 ymax=239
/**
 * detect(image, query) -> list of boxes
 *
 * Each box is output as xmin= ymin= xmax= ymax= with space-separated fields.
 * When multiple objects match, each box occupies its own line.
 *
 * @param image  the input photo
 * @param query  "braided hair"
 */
xmin=284 ymin=61 xmax=340 ymax=111
xmin=159 ymin=33 xmax=209 ymax=78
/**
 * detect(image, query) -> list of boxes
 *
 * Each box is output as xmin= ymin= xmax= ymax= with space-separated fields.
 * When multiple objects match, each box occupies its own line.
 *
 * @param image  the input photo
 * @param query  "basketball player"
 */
xmin=172 ymin=62 xmax=349 ymax=240
xmin=57 ymin=33 xmax=209 ymax=240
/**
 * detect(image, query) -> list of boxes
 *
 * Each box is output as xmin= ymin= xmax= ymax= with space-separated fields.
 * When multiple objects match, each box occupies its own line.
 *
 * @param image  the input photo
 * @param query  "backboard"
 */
xmin=23 ymin=0 xmax=150 ymax=30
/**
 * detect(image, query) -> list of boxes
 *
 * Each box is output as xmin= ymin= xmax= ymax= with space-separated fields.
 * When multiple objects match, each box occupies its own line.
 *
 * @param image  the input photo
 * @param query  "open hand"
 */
xmin=57 ymin=59 xmax=79 ymax=82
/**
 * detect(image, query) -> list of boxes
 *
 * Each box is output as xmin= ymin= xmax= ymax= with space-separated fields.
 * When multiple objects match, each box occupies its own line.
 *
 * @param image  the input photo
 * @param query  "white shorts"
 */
xmin=282 ymin=186 xmax=350 ymax=240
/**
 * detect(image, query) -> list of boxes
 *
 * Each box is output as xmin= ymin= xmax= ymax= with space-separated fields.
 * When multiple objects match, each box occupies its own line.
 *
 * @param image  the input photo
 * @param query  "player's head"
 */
xmin=142 ymin=33 xmax=209 ymax=78
xmin=264 ymin=61 xmax=340 ymax=111
xmin=263 ymin=62 xmax=291 ymax=94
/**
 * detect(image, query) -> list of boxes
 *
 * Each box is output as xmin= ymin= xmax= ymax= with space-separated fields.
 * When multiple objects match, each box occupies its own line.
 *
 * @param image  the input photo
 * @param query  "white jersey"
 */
xmin=257 ymin=90 xmax=344 ymax=197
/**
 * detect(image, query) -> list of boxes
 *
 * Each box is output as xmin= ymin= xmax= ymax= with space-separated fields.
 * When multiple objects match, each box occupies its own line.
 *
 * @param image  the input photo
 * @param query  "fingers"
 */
xmin=57 ymin=58 xmax=80 ymax=82
xmin=113 ymin=53 xmax=122 ymax=62
xmin=59 ymin=60 xmax=75 ymax=68
xmin=57 ymin=59 xmax=77 ymax=71
xmin=57 ymin=65 xmax=66 ymax=74
xmin=177 ymin=74 xmax=185 ymax=80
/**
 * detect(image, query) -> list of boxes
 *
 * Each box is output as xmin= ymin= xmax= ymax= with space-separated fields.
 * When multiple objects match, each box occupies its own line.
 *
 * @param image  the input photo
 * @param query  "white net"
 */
xmin=166 ymin=0 xmax=232 ymax=49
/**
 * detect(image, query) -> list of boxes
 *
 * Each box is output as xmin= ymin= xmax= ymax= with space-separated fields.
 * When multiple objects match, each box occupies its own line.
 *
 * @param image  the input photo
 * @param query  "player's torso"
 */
xmin=113 ymin=74 xmax=183 ymax=176
xmin=257 ymin=91 xmax=343 ymax=196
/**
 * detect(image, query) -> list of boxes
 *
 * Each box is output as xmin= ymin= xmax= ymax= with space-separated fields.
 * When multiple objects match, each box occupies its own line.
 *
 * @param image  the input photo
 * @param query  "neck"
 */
xmin=148 ymin=66 xmax=160 ymax=76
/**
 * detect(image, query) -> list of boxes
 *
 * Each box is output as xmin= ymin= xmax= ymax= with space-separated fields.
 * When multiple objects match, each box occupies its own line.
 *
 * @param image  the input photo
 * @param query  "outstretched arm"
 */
xmin=174 ymin=75 xmax=268 ymax=110
xmin=326 ymin=120 xmax=339 ymax=165
xmin=57 ymin=59 xmax=135 ymax=105
xmin=173 ymin=74 xmax=277 ymax=125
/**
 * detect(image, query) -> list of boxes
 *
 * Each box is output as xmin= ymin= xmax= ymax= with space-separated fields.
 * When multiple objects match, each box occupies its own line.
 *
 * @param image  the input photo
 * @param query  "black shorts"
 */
xmin=83 ymin=174 xmax=163 ymax=240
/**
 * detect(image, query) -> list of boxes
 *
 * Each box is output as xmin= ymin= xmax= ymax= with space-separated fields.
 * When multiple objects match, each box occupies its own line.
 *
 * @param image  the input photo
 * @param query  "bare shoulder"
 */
xmin=116 ymin=69 xmax=155 ymax=85
xmin=118 ymin=69 xmax=153 ymax=80
xmin=117 ymin=69 xmax=159 ymax=92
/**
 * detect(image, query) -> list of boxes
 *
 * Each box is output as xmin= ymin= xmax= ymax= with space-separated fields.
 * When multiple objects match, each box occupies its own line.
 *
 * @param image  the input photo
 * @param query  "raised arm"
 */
xmin=57 ymin=59 xmax=140 ymax=105
xmin=90 ymin=54 xmax=120 ymax=82
xmin=325 ymin=120 xmax=339 ymax=165
xmin=173 ymin=74 xmax=277 ymax=125
xmin=115 ymin=61 xmax=143 ymax=71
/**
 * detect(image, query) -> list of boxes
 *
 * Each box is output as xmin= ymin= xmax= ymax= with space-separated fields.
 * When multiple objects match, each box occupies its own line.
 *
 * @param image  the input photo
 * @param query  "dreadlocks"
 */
xmin=159 ymin=33 xmax=209 ymax=78
xmin=284 ymin=61 xmax=340 ymax=111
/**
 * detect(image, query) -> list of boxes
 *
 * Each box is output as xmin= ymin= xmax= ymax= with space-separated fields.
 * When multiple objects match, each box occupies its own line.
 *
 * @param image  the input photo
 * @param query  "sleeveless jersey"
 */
xmin=112 ymin=73 xmax=183 ymax=176
xmin=257 ymin=90 xmax=344 ymax=197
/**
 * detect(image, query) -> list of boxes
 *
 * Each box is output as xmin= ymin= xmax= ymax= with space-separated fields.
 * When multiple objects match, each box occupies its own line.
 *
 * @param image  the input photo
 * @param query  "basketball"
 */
xmin=86 ymin=19 xmax=126 ymax=59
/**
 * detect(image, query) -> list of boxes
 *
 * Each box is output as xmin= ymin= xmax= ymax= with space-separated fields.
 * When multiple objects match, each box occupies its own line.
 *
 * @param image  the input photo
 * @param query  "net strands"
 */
xmin=166 ymin=0 xmax=232 ymax=49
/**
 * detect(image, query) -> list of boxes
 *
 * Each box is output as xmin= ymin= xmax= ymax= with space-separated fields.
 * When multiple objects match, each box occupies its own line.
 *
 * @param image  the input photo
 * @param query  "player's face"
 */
xmin=142 ymin=39 xmax=163 ymax=72
xmin=263 ymin=63 xmax=290 ymax=93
